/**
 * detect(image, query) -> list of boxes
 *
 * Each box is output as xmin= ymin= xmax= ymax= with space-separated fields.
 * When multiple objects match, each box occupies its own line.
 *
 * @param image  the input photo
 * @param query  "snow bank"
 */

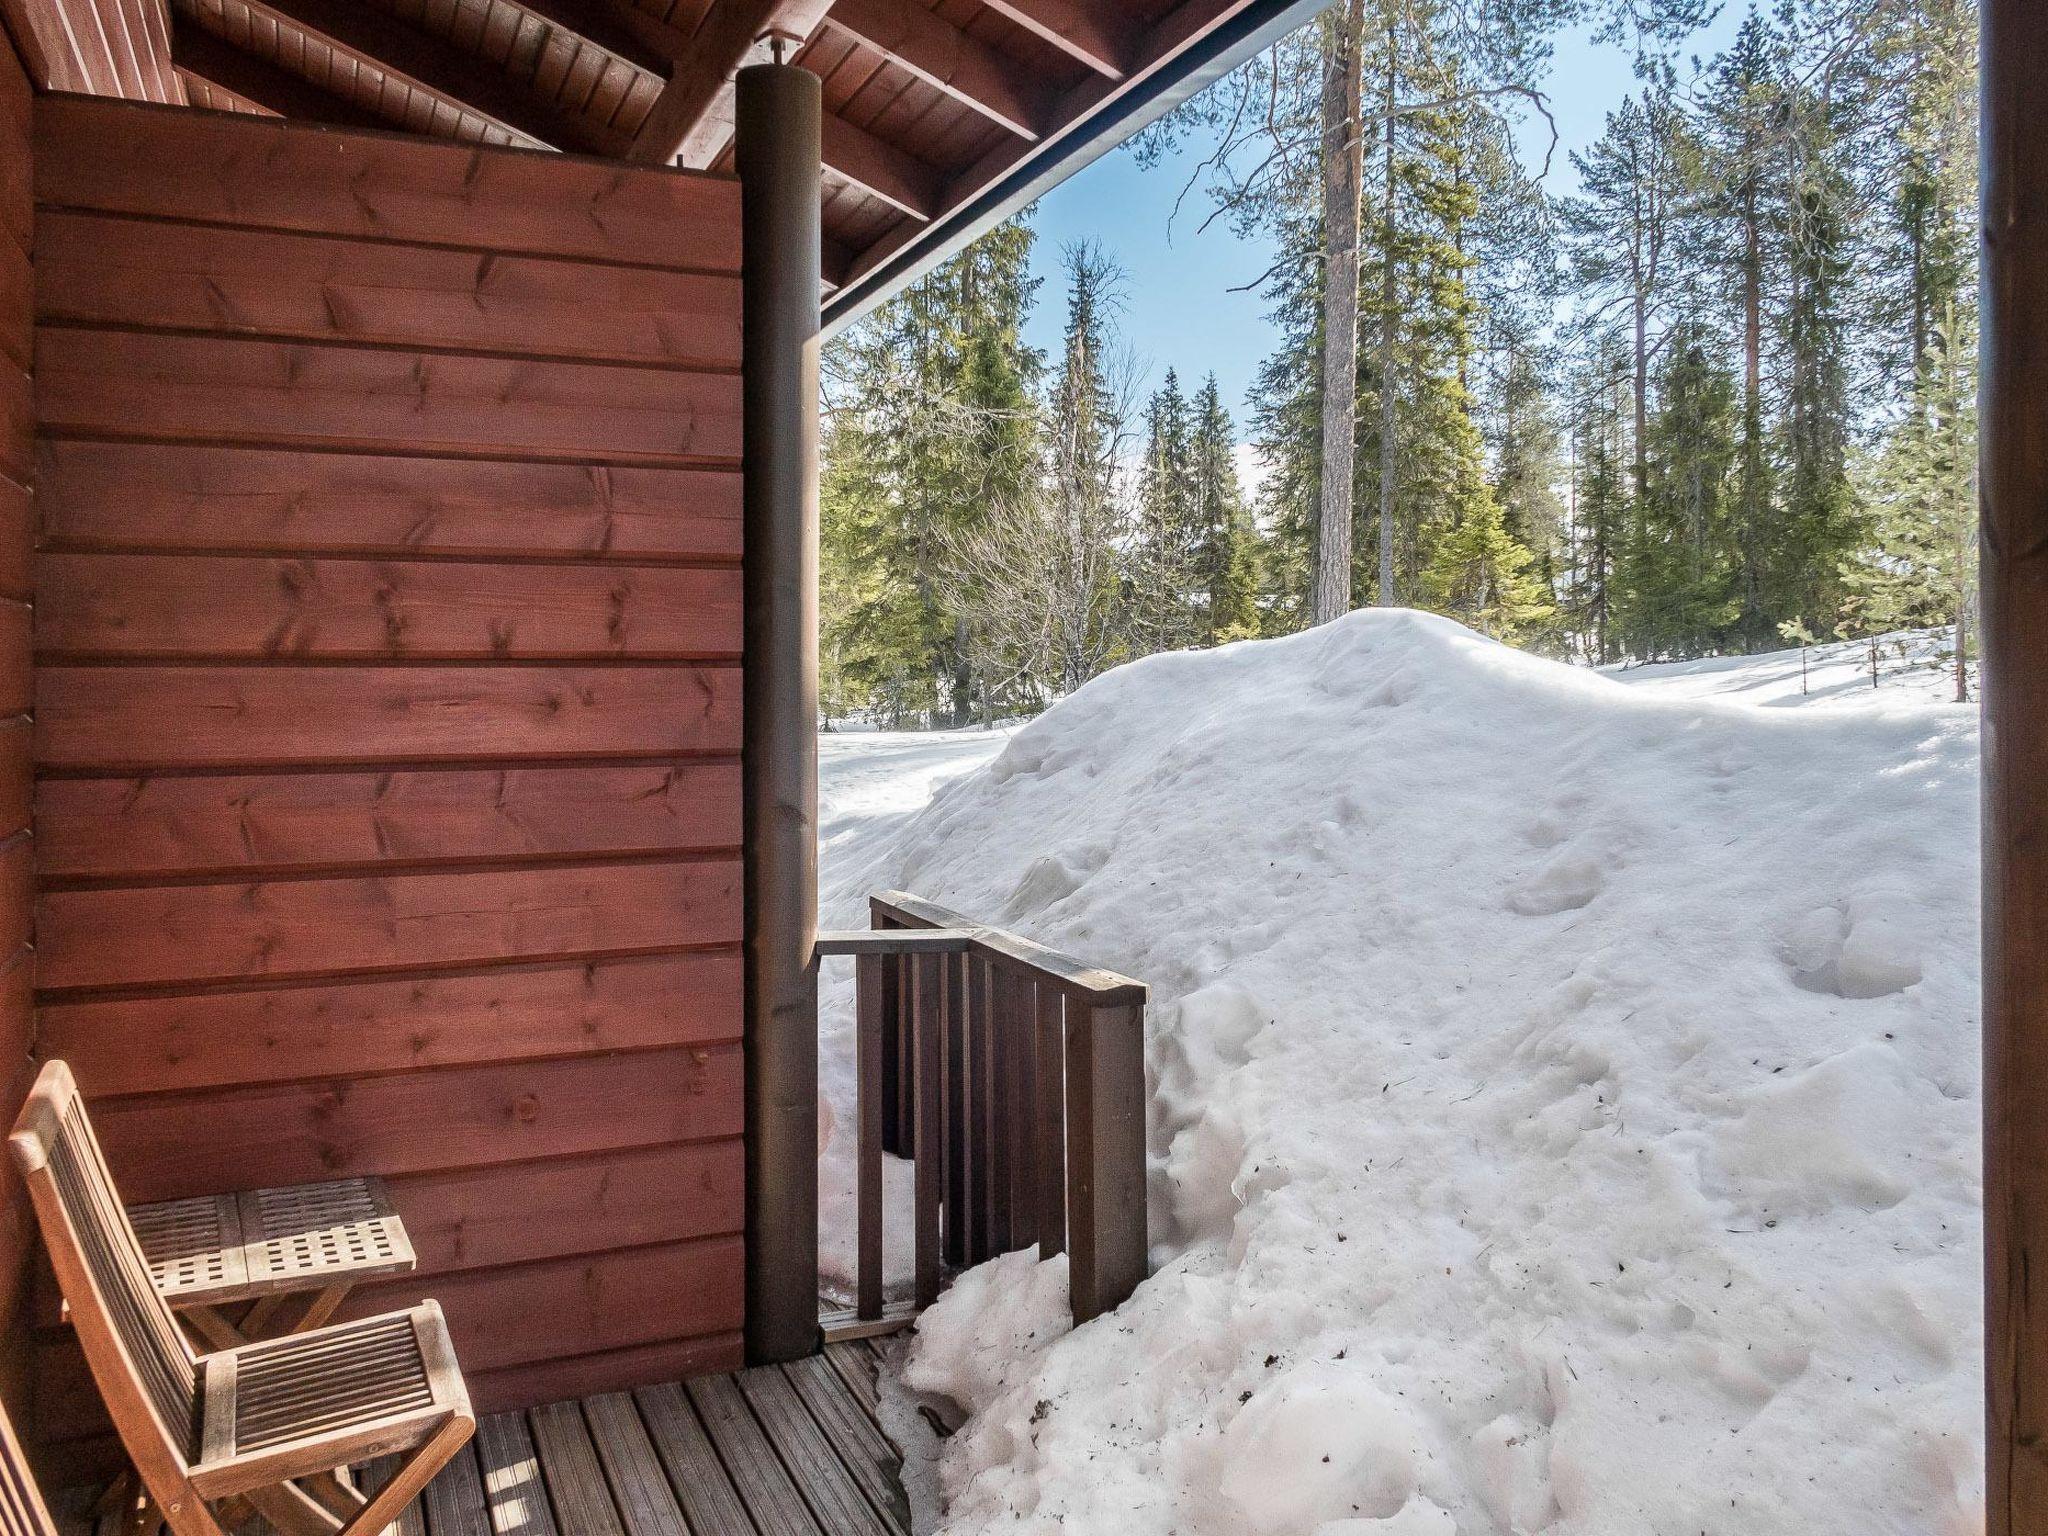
xmin=822 ymin=611 xmax=1982 ymax=1535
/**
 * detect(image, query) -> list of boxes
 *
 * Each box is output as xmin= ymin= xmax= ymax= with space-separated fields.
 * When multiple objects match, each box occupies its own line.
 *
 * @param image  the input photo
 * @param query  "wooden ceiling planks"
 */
xmin=48 ymin=0 xmax=1313 ymax=322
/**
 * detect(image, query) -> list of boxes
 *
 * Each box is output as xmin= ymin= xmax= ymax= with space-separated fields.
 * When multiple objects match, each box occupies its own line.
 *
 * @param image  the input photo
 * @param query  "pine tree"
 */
xmin=943 ymin=242 xmax=1132 ymax=700
xmin=1560 ymin=85 xmax=1689 ymax=510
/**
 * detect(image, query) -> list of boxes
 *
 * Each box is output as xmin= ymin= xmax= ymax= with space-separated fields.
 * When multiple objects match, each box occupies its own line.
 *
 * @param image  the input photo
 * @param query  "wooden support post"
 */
xmin=1063 ymin=1001 xmax=1147 ymax=1324
xmin=736 ymin=56 xmax=822 ymax=1367
xmin=1984 ymin=0 xmax=2048 ymax=1525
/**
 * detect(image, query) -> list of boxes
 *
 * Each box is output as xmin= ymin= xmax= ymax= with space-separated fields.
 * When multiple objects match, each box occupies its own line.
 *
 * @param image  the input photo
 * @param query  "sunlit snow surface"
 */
xmin=815 ymin=616 xmax=1981 ymax=1536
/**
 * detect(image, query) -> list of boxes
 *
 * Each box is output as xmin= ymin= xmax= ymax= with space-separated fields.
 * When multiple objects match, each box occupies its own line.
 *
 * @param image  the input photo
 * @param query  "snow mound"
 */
xmin=821 ymin=611 xmax=1981 ymax=1535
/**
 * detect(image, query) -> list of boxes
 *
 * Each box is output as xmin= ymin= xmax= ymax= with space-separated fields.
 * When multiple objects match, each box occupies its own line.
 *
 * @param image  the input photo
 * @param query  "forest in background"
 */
xmin=819 ymin=0 xmax=1977 ymax=727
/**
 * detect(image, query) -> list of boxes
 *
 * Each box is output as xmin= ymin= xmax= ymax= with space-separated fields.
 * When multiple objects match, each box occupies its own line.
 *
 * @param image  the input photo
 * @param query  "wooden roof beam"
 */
xmin=819 ymin=110 xmax=940 ymax=220
xmin=977 ymin=0 xmax=1133 ymax=80
xmin=499 ymin=0 xmax=675 ymax=78
xmin=823 ymin=0 xmax=1048 ymax=141
xmin=231 ymin=0 xmax=629 ymax=155
xmin=170 ymin=24 xmax=391 ymax=130
xmin=625 ymin=0 xmax=834 ymax=166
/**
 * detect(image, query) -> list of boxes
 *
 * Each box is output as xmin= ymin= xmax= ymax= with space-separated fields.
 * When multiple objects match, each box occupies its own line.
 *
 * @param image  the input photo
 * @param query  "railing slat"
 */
xmin=854 ymin=953 xmax=885 ymax=1321
xmin=1004 ymin=969 xmax=1035 ymax=1256
xmin=878 ymin=940 xmax=904 ymax=1157
xmin=973 ymin=954 xmax=998 ymax=1265
xmin=1034 ymin=982 xmax=1066 ymax=1257
xmin=942 ymin=951 xmax=969 ymax=1269
xmin=912 ymin=950 xmax=943 ymax=1310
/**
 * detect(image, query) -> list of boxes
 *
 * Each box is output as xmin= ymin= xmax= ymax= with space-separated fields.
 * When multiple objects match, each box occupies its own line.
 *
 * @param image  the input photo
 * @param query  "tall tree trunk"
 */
xmin=1632 ymin=294 xmax=1649 ymax=506
xmin=1739 ymin=169 xmax=1765 ymax=644
xmin=1375 ymin=41 xmax=1399 ymax=607
xmin=1909 ymin=194 xmax=1928 ymax=381
xmin=1312 ymin=0 xmax=1365 ymax=625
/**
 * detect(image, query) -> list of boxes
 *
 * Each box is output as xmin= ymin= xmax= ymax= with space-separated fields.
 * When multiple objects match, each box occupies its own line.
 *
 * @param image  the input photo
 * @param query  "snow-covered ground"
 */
xmin=1604 ymin=625 xmax=1971 ymax=709
xmin=816 ymin=618 xmax=1982 ymax=1536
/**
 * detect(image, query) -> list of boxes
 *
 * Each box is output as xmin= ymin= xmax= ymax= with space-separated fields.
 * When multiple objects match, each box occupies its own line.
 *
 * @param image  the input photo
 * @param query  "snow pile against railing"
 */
xmin=820 ymin=611 xmax=1982 ymax=1536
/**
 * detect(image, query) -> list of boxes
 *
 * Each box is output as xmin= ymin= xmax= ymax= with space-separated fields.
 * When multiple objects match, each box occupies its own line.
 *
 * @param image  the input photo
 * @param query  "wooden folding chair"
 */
xmin=8 ymin=1061 xmax=473 ymax=1536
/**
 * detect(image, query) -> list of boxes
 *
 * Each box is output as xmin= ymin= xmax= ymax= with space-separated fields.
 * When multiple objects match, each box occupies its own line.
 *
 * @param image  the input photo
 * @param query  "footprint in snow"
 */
xmin=1507 ymin=853 xmax=1606 ymax=915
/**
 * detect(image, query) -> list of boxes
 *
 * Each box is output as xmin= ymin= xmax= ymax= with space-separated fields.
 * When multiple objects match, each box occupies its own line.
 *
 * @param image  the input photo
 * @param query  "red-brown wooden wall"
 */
xmin=0 ymin=13 xmax=40 ymax=1435
xmin=27 ymin=96 xmax=749 ymax=1443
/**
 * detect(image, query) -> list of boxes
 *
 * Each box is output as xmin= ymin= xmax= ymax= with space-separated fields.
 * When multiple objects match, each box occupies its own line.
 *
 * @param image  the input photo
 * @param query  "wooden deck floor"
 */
xmin=367 ymin=1342 xmax=909 ymax=1536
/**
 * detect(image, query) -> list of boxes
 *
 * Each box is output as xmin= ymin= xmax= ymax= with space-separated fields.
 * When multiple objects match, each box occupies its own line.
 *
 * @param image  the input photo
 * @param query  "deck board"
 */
xmin=385 ymin=1343 xmax=908 ymax=1536
xmin=472 ymin=1414 xmax=560 ymax=1536
xmin=633 ymin=1383 xmax=757 ymax=1536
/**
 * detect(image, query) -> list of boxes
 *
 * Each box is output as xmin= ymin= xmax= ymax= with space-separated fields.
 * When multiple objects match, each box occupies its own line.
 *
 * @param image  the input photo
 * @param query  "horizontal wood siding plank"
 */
xmin=0 ymin=719 xmax=27 ymax=836
xmin=39 ymin=858 xmax=741 ymax=989
xmin=0 ymin=238 xmax=26 ymax=373
xmin=0 ymin=601 xmax=25 ymax=712
xmin=0 ymin=473 xmax=30 ymax=600
xmin=467 ymin=1335 xmax=744 ymax=1417
xmin=35 ymin=213 xmax=743 ymax=368
xmin=32 ymin=97 xmax=741 ymax=270
xmin=390 ymin=1141 xmax=744 ymax=1275
xmin=87 ymin=1046 xmax=743 ymax=1198
xmin=38 ymin=760 xmax=741 ymax=878
xmin=37 ymin=554 xmax=743 ymax=660
xmin=40 ymin=951 xmax=742 ymax=1095
xmin=35 ymin=329 xmax=743 ymax=464
xmin=0 ymin=29 xmax=27 ymax=255
xmin=344 ymin=1237 xmax=745 ymax=1374
xmin=0 ymin=364 xmax=25 ymax=485
xmin=36 ymin=442 xmax=742 ymax=563
xmin=37 ymin=664 xmax=741 ymax=770
xmin=0 ymin=835 xmax=26 ymax=953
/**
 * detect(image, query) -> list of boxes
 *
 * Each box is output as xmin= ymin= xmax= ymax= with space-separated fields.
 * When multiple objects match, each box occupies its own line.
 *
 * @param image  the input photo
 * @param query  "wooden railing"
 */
xmin=815 ymin=892 xmax=1150 ymax=1332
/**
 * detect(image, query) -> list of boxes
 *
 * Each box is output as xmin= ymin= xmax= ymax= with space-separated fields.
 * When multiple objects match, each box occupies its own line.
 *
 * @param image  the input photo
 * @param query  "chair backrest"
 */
xmin=8 ymin=1061 xmax=199 ymax=1481
xmin=0 ymin=1392 xmax=58 ymax=1536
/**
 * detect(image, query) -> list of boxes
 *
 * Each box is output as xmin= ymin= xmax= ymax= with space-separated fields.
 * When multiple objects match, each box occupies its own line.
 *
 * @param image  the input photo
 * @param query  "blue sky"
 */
xmin=1018 ymin=5 xmax=1752 ymax=432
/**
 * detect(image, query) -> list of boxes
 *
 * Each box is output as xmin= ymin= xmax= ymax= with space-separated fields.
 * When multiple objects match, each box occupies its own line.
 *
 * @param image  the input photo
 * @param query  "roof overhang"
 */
xmin=821 ymin=0 xmax=1329 ymax=335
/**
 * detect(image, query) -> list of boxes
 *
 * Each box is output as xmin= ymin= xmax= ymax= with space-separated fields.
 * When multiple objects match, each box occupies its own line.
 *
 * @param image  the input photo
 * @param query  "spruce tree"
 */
xmin=1698 ymin=9 xmax=1784 ymax=650
xmin=1133 ymin=369 xmax=1200 ymax=650
xmin=821 ymin=219 xmax=1040 ymax=722
xmin=1618 ymin=319 xmax=1740 ymax=656
xmin=1190 ymin=374 xmax=1262 ymax=643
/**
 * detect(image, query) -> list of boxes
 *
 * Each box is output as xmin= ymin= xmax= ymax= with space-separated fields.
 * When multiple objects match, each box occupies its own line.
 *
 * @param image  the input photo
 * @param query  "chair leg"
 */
xmin=180 ymin=1307 xmax=249 ymax=1353
xmin=123 ymin=1488 xmax=165 ymax=1536
xmin=92 ymin=1470 xmax=134 ymax=1522
xmin=297 ymin=1472 xmax=366 ymax=1524
xmin=293 ymin=1286 xmax=351 ymax=1336
xmin=240 ymin=1481 xmax=341 ymax=1536
xmin=330 ymin=1415 xmax=472 ymax=1536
